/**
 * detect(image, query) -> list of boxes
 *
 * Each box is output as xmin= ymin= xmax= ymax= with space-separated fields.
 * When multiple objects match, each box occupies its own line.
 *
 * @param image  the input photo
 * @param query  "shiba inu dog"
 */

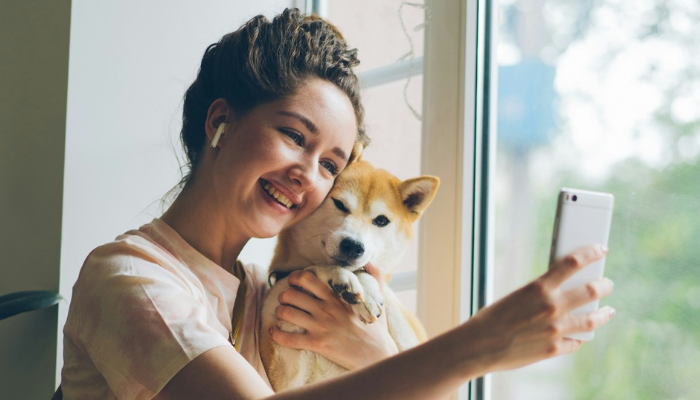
xmin=260 ymin=156 xmax=439 ymax=391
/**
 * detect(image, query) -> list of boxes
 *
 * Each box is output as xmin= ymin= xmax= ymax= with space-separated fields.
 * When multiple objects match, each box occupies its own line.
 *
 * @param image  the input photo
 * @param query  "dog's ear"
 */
xmin=399 ymin=176 xmax=440 ymax=216
xmin=348 ymin=142 xmax=364 ymax=164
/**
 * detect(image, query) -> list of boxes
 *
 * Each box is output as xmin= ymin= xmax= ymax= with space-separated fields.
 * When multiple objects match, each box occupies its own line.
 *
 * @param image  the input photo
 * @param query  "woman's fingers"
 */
xmin=287 ymin=270 xmax=335 ymax=301
xmin=274 ymin=304 xmax=315 ymax=330
xmin=543 ymin=244 xmax=608 ymax=287
xmin=269 ymin=326 xmax=313 ymax=350
xmin=562 ymin=306 xmax=616 ymax=336
xmin=277 ymin=286 xmax=321 ymax=316
xmin=561 ymin=277 xmax=614 ymax=311
xmin=550 ymin=338 xmax=584 ymax=357
xmin=469 ymin=245 xmax=615 ymax=372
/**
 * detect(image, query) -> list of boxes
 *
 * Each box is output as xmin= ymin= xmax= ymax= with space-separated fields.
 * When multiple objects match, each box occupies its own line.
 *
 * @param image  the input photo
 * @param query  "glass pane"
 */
xmin=491 ymin=0 xmax=700 ymax=399
xmin=325 ymin=0 xmax=425 ymax=72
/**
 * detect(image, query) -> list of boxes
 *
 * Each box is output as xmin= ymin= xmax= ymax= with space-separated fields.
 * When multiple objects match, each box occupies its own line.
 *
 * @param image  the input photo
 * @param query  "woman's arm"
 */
xmin=155 ymin=320 xmax=474 ymax=400
xmin=155 ymin=244 xmax=614 ymax=400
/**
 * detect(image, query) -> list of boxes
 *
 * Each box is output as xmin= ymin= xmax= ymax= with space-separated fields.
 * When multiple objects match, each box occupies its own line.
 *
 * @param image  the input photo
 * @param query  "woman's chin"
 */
xmin=248 ymin=218 xmax=289 ymax=239
xmin=251 ymin=230 xmax=279 ymax=239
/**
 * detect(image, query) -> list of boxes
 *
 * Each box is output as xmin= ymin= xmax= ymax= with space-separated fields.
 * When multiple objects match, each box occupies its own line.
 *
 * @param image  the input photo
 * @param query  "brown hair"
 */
xmin=179 ymin=8 xmax=368 ymax=186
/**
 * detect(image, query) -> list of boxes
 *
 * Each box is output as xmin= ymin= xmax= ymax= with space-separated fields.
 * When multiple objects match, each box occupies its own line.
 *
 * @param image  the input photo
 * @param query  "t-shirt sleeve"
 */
xmin=65 ymin=239 xmax=231 ymax=400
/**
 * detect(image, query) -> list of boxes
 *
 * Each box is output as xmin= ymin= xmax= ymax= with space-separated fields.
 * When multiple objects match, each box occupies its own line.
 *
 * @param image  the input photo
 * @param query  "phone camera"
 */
xmin=572 ymin=195 xmax=578 ymax=202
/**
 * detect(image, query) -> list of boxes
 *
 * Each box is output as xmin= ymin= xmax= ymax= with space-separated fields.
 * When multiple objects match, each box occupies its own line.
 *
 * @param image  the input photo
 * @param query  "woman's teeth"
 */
xmin=263 ymin=183 xmax=293 ymax=209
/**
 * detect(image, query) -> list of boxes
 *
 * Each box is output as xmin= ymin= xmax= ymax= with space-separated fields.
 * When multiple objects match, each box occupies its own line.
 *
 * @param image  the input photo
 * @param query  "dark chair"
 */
xmin=0 ymin=290 xmax=62 ymax=321
xmin=51 ymin=386 xmax=62 ymax=400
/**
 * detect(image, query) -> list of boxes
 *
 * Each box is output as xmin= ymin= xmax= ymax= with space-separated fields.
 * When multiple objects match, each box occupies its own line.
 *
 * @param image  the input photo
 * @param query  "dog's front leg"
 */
xmin=305 ymin=266 xmax=384 ymax=324
xmin=355 ymin=271 xmax=385 ymax=323
xmin=356 ymin=272 xmax=423 ymax=351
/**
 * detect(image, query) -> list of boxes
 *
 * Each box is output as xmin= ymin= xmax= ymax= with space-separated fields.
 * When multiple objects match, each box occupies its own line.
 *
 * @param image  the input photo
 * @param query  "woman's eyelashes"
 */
xmin=281 ymin=128 xmax=304 ymax=146
xmin=280 ymin=128 xmax=341 ymax=176
xmin=321 ymin=160 xmax=339 ymax=176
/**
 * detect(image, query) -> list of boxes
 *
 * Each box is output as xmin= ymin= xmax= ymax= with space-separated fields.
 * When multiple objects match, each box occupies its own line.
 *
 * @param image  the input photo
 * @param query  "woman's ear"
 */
xmin=205 ymin=98 xmax=229 ymax=147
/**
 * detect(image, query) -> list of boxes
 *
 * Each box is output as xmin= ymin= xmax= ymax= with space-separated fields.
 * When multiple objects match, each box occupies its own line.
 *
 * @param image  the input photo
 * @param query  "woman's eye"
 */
xmin=373 ymin=215 xmax=390 ymax=227
xmin=321 ymin=161 xmax=339 ymax=176
xmin=281 ymin=129 xmax=304 ymax=146
xmin=332 ymin=198 xmax=349 ymax=213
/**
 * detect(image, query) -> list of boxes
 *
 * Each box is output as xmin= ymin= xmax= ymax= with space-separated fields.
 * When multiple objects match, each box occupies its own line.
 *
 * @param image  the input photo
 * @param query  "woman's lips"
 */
xmin=259 ymin=179 xmax=296 ymax=213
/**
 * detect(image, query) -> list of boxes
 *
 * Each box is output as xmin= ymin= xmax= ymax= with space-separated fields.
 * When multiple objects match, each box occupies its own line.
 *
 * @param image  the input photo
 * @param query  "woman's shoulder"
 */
xmin=84 ymin=228 xmax=159 ymax=267
xmin=88 ymin=227 xmax=156 ymax=260
xmin=75 ymin=220 xmax=191 ymax=288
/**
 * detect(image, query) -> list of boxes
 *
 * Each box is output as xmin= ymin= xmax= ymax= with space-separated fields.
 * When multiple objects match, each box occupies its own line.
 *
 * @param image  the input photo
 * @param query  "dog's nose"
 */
xmin=339 ymin=238 xmax=365 ymax=259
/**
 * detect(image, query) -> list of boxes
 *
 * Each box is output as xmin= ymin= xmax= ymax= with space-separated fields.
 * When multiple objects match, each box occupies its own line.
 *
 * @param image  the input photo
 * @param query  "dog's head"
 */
xmin=274 ymin=160 xmax=439 ymax=275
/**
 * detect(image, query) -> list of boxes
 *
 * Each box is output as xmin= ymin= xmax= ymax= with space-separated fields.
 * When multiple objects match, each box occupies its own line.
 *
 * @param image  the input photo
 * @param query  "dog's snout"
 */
xmin=339 ymin=238 xmax=365 ymax=259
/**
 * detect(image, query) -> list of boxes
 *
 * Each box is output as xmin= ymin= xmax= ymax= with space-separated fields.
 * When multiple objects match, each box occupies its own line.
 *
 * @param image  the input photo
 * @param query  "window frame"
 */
xmin=310 ymin=1 xmax=494 ymax=398
xmin=419 ymin=0 xmax=493 ymax=399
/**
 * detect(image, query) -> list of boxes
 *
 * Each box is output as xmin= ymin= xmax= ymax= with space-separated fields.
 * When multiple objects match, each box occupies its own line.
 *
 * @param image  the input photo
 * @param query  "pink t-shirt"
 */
xmin=61 ymin=219 xmax=271 ymax=399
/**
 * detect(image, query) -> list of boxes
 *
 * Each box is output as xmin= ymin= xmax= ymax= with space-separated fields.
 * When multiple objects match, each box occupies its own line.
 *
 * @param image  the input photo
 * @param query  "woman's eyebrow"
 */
xmin=278 ymin=111 xmax=318 ymax=134
xmin=277 ymin=110 xmax=347 ymax=160
xmin=333 ymin=147 xmax=348 ymax=161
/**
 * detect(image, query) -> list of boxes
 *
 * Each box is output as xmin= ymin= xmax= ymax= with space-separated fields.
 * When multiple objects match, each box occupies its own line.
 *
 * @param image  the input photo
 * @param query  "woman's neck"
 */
xmin=161 ymin=181 xmax=248 ymax=274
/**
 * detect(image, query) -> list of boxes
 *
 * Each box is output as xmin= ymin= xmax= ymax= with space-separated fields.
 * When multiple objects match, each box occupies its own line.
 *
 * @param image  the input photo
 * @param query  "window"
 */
xmin=489 ymin=0 xmax=700 ymax=399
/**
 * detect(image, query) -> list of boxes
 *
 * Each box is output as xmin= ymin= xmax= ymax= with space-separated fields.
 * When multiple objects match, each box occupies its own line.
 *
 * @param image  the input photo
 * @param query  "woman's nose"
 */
xmin=288 ymin=160 xmax=318 ymax=192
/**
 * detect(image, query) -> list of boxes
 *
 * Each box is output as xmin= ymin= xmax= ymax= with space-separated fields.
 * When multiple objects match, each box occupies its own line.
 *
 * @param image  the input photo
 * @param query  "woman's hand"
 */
xmin=270 ymin=269 xmax=399 ymax=370
xmin=463 ymin=244 xmax=615 ymax=373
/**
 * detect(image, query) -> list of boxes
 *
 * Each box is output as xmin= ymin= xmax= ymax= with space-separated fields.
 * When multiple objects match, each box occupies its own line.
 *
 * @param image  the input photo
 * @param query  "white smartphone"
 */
xmin=549 ymin=188 xmax=614 ymax=341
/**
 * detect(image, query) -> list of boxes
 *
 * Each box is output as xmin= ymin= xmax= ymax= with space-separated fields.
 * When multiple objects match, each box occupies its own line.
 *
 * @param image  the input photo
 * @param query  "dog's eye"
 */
xmin=373 ymin=215 xmax=390 ymax=227
xmin=332 ymin=198 xmax=350 ymax=213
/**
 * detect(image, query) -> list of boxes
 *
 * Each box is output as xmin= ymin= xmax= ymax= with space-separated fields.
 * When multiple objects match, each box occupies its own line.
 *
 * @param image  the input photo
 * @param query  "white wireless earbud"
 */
xmin=211 ymin=123 xmax=226 ymax=148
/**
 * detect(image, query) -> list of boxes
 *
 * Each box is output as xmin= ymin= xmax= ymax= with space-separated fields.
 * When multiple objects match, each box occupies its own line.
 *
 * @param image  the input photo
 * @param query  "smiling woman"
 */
xmin=59 ymin=8 xmax=378 ymax=399
xmin=177 ymin=80 xmax=358 ymax=246
xmin=58 ymin=6 xmax=615 ymax=400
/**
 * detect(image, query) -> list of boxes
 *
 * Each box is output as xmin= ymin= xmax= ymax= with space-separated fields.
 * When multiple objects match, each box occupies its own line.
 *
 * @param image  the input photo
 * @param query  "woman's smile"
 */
xmin=259 ymin=178 xmax=300 ymax=213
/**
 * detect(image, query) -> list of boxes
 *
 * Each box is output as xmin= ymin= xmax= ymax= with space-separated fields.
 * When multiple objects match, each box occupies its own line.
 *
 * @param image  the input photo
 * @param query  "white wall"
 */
xmin=58 ymin=0 xmax=298 ymax=386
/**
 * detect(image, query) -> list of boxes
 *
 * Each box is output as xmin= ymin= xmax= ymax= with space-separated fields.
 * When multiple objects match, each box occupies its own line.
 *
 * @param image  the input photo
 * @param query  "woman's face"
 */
xmin=212 ymin=78 xmax=358 ymax=239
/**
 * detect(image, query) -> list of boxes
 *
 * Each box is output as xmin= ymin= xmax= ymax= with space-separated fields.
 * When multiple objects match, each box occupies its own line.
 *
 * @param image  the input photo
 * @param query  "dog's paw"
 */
xmin=354 ymin=296 xmax=384 ymax=324
xmin=306 ymin=266 xmax=366 ymax=305
xmin=305 ymin=266 xmax=385 ymax=324
xmin=355 ymin=272 xmax=385 ymax=324
xmin=328 ymin=273 xmax=366 ymax=307
xmin=330 ymin=280 xmax=365 ymax=305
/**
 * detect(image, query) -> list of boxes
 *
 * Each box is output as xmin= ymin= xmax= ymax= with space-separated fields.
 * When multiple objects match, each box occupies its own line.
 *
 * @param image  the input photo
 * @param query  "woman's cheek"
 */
xmin=305 ymin=183 xmax=332 ymax=215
